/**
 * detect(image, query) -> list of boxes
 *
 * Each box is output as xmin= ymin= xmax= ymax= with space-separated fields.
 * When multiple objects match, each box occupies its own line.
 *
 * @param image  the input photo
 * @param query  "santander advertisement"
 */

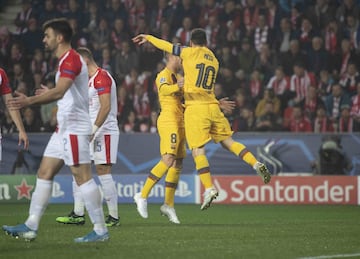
xmin=207 ymin=176 xmax=359 ymax=205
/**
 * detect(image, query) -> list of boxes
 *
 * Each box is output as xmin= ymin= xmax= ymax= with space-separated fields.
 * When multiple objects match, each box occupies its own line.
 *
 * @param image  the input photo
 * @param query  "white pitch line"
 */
xmin=297 ymin=253 xmax=360 ymax=259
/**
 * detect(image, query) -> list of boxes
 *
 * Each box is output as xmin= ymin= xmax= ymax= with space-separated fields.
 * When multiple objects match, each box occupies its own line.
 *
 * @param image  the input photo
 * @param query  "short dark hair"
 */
xmin=190 ymin=28 xmax=207 ymax=46
xmin=43 ymin=18 xmax=73 ymax=43
xmin=77 ymin=47 xmax=94 ymax=61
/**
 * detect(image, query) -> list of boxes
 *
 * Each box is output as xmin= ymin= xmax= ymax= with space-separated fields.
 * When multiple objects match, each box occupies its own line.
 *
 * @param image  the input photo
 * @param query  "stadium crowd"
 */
xmin=1 ymin=0 xmax=360 ymax=133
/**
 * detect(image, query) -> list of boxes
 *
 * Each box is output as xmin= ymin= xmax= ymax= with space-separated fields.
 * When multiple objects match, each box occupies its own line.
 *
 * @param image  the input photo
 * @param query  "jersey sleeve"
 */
xmin=93 ymin=70 xmax=112 ymax=95
xmin=59 ymin=52 xmax=82 ymax=80
xmin=146 ymin=35 xmax=184 ymax=56
xmin=0 ymin=68 xmax=12 ymax=95
xmin=156 ymin=71 xmax=180 ymax=96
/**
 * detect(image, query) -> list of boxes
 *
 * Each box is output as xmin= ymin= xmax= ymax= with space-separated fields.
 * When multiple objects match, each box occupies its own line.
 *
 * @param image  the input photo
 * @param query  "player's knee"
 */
xmin=173 ymin=158 xmax=183 ymax=169
xmin=192 ymin=147 xmax=205 ymax=157
xmin=162 ymin=154 xmax=175 ymax=167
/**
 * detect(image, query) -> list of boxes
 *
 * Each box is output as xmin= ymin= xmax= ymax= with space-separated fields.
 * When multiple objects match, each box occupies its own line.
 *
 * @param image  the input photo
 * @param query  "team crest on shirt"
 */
xmin=159 ymin=77 xmax=167 ymax=84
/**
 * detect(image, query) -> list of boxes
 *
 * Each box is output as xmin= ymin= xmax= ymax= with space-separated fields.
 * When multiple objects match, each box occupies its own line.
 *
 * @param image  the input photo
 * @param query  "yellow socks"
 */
xmin=229 ymin=142 xmax=257 ymax=168
xmin=141 ymin=160 xmax=169 ymax=198
xmin=164 ymin=167 xmax=181 ymax=207
xmin=194 ymin=155 xmax=213 ymax=189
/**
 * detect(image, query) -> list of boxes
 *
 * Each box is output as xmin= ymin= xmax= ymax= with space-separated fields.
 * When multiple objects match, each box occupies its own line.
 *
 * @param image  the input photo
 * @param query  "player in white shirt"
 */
xmin=55 ymin=47 xmax=120 ymax=227
xmin=2 ymin=18 xmax=108 ymax=243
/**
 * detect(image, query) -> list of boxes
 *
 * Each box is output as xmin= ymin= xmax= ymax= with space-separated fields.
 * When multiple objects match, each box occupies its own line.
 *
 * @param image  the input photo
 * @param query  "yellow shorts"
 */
xmin=158 ymin=124 xmax=186 ymax=159
xmin=184 ymin=104 xmax=233 ymax=149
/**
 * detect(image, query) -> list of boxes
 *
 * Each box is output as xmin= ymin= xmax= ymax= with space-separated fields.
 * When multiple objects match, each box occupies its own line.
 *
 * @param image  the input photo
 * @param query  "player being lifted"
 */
xmin=55 ymin=47 xmax=120 ymax=227
xmin=133 ymin=29 xmax=271 ymax=210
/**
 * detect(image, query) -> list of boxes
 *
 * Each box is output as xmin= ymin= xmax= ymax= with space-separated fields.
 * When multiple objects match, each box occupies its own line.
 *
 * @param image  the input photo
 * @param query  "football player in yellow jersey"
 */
xmin=134 ymin=52 xmax=185 ymax=224
xmin=133 ymin=29 xmax=271 ymax=211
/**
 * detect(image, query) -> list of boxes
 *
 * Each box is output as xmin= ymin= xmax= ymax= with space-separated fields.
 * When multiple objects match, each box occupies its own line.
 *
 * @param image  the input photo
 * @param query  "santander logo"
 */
xmin=210 ymin=176 xmax=358 ymax=205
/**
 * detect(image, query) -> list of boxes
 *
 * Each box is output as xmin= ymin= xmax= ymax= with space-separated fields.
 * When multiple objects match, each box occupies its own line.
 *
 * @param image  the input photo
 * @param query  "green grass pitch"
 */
xmin=1 ymin=204 xmax=360 ymax=259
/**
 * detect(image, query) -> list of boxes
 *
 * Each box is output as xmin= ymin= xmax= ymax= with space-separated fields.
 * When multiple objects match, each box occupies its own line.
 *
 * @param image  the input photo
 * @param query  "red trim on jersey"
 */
xmin=94 ymin=69 xmax=112 ymax=95
xmin=59 ymin=49 xmax=82 ymax=80
xmin=0 ymin=68 xmax=12 ymax=95
xmin=105 ymin=134 xmax=111 ymax=164
xmin=69 ymin=134 xmax=79 ymax=165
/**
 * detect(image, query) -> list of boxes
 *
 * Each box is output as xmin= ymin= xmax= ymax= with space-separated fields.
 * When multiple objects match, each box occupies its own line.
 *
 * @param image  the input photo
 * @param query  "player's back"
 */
xmin=180 ymin=46 xmax=219 ymax=105
xmin=88 ymin=68 xmax=119 ymax=134
xmin=156 ymin=67 xmax=184 ymax=127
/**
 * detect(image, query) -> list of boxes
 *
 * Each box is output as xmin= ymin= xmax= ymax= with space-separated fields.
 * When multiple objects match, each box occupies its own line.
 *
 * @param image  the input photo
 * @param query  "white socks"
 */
xmin=25 ymin=178 xmax=52 ymax=230
xmin=72 ymin=178 xmax=85 ymax=216
xmin=98 ymin=174 xmax=118 ymax=219
xmin=78 ymin=178 xmax=107 ymax=235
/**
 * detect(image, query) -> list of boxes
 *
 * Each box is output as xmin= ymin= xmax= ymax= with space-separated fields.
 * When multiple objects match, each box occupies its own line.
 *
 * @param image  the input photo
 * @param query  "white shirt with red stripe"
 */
xmin=290 ymin=71 xmax=316 ymax=101
xmin=56 ymin=49 xmax=91 ymax=135
xmin=266 ymin=76 xmax=289 ymax=95
xmin=88 ymin=68 xmax=119 ymax=135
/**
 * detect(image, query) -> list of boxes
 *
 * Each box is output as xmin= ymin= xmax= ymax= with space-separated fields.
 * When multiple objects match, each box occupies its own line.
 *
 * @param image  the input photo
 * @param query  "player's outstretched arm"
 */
xmin=132 ymin=34 xmax=175 ymax=55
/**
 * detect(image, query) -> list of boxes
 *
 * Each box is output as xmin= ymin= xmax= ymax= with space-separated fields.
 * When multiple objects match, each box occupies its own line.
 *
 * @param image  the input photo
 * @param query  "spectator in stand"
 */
xmin=350 ymin=82 xmax=360 ymax=131
xmin=295 ymin=17 xmax=317 ymax=54
xmin=217 ymin=43 xmax=238 ymax=71
xmin=148 ymin=110 xmax=158 ymax=134
xmin=132 ymin=82 xmax=151 ymax=121
xmin=264 ymin=0 xmax=285 ymax=35
xmin=255 ymin=100 xmax=283 ymax=132
xmin=22 ymin=107 xmax=43 ymax=132
xmin=114 ymin=40 xmax=139 ymax=83
xmin=122 ymin=110 xmax=139 ymax=133
xmin=289 ymin=61 xmax=317 ymax=105
xmin=14 ymin=0 xmax=34 ymax=35
xmin=338 ymin=104 xmax=355 ymax=132
xmin=253 ymin=14 xmax=274 ymax=53
xmin=157 ymin=21 xmax=172 ymax=42
xmin=313 ymin=105 xmax=334 ymax=133
xmin=305 ymin=0 xmax=336 ymax=31
xmin=205 ymin=15 xmax=226 ymax=52
xmin=339 ymin=62 xmax=360 ymax=97
xmin=175 ymin=16 xmax=193 ymax=45
xmin=242 ymin=0 xmax=261 ymax=37
xmin=172 ymin=0 xmax=200 ymax=32
xmin=117 ymin=86 xmax=133 ymax=127
xmin=0 ymin=26 xmax=14 ymax=65
xmin=255 ymin=88 xmax=281 ymax=118
xmin=68 ymin=17 xmax=89 ymax=50
xmin=149 ymin=0 xmax=174 ymax=33
xmin=279 ymin=39 xmax=307 ymax=76
xmin=30 ymin=49 xmax=48 ymax=78
xmin=125 ymin=0 xmax=146 ymax=33
xmin=332 ymin=38 xmax=357 ymax=78
xmin=248 ymin=69 xmax=264 ymax=104
xmin=218 ymin=65 xmax=241 ymax=98
xmin=199 ymin=0 xmax=221 ymax=28
xmin=236 ymin=37 xmax=257 ymax=78
xmin=232 ymin=105 xmax=256 ymax=132
xmin=137 ymin=42 xmax=163 ymax=75
xmin=322 ymin=19 xmax=343 ymax=73
xmin=38 ymin=0 xmax=62 ymax=26
xmin=300 ymin=85 xmax=325 ymax=124
xmin=99 ymin=47 xmax=115 ymax=75
xmin=342 ymin=14 xmax=360 ymax=52
xmin=90 ymin=17 xmax=110 ymax=61
xmin=254 ymin=43 xmax=276 ymax=83
xmin=266 ymin=66 xmax=290 ymax=111
xmin=83 ymin=1 xmax=101 ymax=34
xmin=335 ymin=0 xmax=360 ymax=26
xmin=133 ymin=15 xmax=150 ymax=37
xmin=9 ymin=62 xmax=33 ymax=92
xmin=106 ymin=0 xmax=128 ymax=26
xmin=306 ymin=36 xmax=329 ymax=77
xmin=110 ymin=18 xmax=130 ymax=53
xmin=6 ymin=43 xmax=28 ymax=76
xmin=289 ymin=3 xmax=304 ymax=31
xmin=287 ymin=104 xmax=313 ymax=132
xmin=274 ymin=17 xmax=294 ymax=55
xmin=318 ymin=69 xmax=334 ymax=101
xmin=20 ymin=17 xmax=44 ymax=57
xmin=324 ymin=83 xmax=351 ymax=130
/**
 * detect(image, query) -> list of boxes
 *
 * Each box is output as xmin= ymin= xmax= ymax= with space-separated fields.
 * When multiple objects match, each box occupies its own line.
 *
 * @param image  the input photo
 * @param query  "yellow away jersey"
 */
xmin=156 ymin=67 xmax=184 ymax=126
xmin=180 ymin=46 xmax=219 ymax=105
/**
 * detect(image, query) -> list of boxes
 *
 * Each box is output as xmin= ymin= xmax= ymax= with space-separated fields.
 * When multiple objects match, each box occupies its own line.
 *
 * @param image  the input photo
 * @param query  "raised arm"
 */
xmin=132 ymin=34 xmax=181 ymax=56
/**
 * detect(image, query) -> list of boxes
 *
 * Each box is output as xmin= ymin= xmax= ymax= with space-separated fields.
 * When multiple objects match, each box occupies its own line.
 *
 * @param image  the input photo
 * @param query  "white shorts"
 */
xmin=90 ymin=134 xmax=119 ymax=165
xmin=44 ymin=131 xmax=91 ymax=166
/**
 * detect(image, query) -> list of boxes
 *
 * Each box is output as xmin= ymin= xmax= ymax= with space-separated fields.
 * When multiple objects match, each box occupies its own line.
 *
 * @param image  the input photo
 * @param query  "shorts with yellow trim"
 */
xmin=184 ymin=104 xmax=233 ymax=149
xmin=158 ymin=124 xmax=186 ymax=159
